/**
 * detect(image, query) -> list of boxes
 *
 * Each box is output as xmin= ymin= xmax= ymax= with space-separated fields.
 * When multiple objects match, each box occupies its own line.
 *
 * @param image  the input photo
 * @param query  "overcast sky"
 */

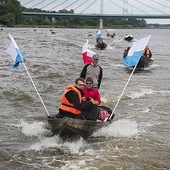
xmin=19 ymin=0 xmax=170 ymax=24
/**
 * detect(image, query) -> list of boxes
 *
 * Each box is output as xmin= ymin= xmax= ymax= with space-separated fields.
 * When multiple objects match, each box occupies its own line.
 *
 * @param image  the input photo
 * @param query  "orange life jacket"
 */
xmin=58 ymin=85 xmax=82 ymax=115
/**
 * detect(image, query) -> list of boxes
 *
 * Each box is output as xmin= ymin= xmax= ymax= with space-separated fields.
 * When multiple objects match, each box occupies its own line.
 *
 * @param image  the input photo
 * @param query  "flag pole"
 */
xmin=22 ymin=62 xmax=50 ymax=116
xmin=109 ymin=65 xmax=137 ymax=120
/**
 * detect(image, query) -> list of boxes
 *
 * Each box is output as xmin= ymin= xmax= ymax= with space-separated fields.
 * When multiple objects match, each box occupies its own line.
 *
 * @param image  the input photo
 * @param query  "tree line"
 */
xmin=0 ymin=0 xmax=147 ymax=28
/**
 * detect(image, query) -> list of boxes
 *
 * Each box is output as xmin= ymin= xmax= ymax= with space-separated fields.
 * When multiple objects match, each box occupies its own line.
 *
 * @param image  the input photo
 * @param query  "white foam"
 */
xmin=21 ymin=121 xmax=47 ymax=137
xmin=125 ymin=89 xmax=154 ymax=99
xmin=29 ymin=135 xmax=86 ymax=154
xmin=93 ymin=119 xmax=138 ymax=138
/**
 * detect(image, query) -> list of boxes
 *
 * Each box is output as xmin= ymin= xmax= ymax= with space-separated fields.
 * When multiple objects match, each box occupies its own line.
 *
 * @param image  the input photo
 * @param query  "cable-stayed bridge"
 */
xmin=19 ymin=0 xmax=170 ymax=27
xmin=19 ymin=0 xmax=170 ymax=15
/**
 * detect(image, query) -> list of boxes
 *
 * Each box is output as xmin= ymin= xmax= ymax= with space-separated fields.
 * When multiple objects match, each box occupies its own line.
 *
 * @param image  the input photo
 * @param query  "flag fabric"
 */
xmin=82 ymin=40 xmax=96 ymax=64
xmin=123 ymin=35 xmax=151 ymax=67
xmin=6 ymin=34 xmax=24 ymax=68
xmin=96 ymin=30 xmax=101 ymax=38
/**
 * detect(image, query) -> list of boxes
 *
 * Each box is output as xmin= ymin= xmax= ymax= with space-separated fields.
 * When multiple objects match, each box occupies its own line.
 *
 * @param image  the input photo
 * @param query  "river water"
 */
xmin=0 ymin=28 xmax=170 ymax=170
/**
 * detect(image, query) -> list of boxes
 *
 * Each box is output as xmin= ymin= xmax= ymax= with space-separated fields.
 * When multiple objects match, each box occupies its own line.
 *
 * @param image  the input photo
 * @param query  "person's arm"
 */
xmin=66 ymin=91 xmax=94 ymax=111
xmin=95 ymin=89 xmax=101 ymax=105
xmin=80 ymin=64 xmax=89 ymax=79
xmin=98 ymin=66 xmax=103 ymax=89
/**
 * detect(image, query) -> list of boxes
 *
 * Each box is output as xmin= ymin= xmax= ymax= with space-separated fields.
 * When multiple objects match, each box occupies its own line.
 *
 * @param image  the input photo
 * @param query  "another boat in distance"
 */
xmin=124 ymin=34 xmax=133 ymax=41
xmin=95 ymin=42 xmax=107 ymax=50
xmin=123 ymin=36 xmax=153 ymax=69
xmin=136 ymin=56 xmax=154 ymax=68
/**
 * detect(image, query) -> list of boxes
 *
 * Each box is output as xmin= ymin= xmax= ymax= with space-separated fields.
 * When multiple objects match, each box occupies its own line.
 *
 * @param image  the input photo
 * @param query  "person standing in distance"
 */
xmin=80 ymin=54 xmax=103 ymax=89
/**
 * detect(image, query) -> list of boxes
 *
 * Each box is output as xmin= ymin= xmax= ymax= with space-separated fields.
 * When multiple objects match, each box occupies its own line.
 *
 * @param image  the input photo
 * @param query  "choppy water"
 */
xmin=0 ymin=28 xmax=170 ymax=170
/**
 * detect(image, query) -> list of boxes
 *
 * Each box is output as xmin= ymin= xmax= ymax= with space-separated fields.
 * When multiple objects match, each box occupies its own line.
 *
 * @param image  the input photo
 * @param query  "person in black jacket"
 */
xmin=80 ymin=54 xmax=103 ymax=89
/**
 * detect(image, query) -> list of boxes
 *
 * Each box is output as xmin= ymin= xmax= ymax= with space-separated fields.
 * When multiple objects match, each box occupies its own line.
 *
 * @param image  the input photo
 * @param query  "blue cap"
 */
xmin=92 ymin=54 xmax=99 ymax=60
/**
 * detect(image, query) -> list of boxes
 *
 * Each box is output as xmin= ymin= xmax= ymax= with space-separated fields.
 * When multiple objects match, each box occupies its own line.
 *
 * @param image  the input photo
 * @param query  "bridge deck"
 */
xmin=22 ymin=12 xmax=170 ymax=19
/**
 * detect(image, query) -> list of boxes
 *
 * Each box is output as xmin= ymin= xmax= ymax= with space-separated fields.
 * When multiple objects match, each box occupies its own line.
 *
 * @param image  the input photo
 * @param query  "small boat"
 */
xmin=51 ymin=31 xmax=56 ymax=35
xmin=124 ymin=34 xmax=133 ymax=41
xmin=106 ymin=29 xmax=115 ymax=38
xmin=47 ymin=116 xmax=114 ymax=140
xmin=95 ymin=43 xmax=107 ymax=50
xmin=47 ymin=106 xmax=114 ymax=140
xmin=88 ymin=31 xmax=93 ymax=36
xmin=123 ymin=55 xmax=154 ymax=69
xmin=123 ymin=36 xmax=153 ymax=69
xmin=95 ymin=31 xmax=107 ymax=50
xmin=137 ymin=56 xmax=154 ymax=68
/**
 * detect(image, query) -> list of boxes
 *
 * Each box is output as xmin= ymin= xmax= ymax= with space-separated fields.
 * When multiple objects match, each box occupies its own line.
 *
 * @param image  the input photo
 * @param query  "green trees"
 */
xmin=0 ymin=0 xmax=23 ymax=26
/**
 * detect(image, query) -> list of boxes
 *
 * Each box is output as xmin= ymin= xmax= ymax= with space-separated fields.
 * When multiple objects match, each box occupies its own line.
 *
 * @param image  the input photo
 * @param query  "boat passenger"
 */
xmin=88 ymin=31 xmax=93 ymax=36
xmin=143 ymin=46 xmax=152 ymax=58
xmin=83 ymin=77 xmax=101 ymax=105
xmin=96 ymin=38 xmax=106 ymax=49
xmin=123 ymin=47 xmax=130 ymax=58
xmin=58 ymin=77 xmax=99 ymax=120
xmin=80 ymin=54 xmax=103 ymax=89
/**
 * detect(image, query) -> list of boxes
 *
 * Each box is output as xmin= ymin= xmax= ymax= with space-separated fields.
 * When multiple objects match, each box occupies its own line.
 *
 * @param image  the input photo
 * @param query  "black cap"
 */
xmin=86 ymin=77 xmax=93 ymax=83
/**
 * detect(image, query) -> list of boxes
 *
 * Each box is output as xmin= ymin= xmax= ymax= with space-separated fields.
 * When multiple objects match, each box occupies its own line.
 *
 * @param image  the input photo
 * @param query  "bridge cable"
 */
xmin=109 ymin=0 xmax=131 ymax=14
xmin=41 ymin=0 xmax=59 ymax=10
xmin=49 ymin=0 xmax=69 ymax=11
xmin=73 ymin=0 xmax=90 ymax=11
xmin=119 ymin=0 xmax=148 ymax=14
xmin=135 ymin=0 xmax=168 ymax=14
xmin=63 ymin=0 xmax=80 ymax=10
xmin=30 ymin=0 xmax=48 ymax=8
xmin=149 ymin=0 xmax=170 ymax=9
xmin=80 ymin=0 xmax=97 ymax=14
xmin=23 ymin=0 xmax=35 ymax=6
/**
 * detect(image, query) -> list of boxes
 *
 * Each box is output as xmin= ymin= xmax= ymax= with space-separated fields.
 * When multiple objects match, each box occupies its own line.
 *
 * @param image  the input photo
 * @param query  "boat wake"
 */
xmin=93 ymin=118 xmax=138 ymax=138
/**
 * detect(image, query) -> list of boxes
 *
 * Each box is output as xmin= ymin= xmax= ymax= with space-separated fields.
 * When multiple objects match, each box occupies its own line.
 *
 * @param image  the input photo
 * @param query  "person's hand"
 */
xmin=82 ymin=97 xmax=86 ymax=101
xmin=90 ymin=98 xmax=99 ymax=105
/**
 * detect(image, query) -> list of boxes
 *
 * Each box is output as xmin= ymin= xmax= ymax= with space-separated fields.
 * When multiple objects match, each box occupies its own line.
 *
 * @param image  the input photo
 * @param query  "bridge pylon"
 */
xmin=99 ymin=0 xmax=103 ymax=29
xmin=99 ymin=19 xmax=103 ymax=29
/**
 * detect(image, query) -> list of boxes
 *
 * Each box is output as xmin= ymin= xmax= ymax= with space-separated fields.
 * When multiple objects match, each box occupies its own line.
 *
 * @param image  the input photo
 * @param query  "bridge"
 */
xmin=19 ymin=0 xmax=170 ymax=28
xmin=22 ymin=12 xmax=170 ymax=19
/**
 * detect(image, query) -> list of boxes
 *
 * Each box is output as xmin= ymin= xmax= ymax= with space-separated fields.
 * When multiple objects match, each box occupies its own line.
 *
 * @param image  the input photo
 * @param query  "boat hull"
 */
xmin=95 ymin=43 xmax=107 ymax=50
xmin=47 ymin=116 xmax=113 ymax=140
xmin=137 ymin=56 xmax=154 ymax=68
xmin=124 ymin=35 xmax=133 ymax=41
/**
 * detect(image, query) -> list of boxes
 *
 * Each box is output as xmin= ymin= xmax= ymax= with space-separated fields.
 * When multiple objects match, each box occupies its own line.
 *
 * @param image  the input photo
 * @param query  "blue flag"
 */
xmin=6 ymin=34 xmax=24 ymax=68
xmin=123 ymin=35 xmax=151 ymax=67
xmin=97 ymin=30 xmax=101 ymax=38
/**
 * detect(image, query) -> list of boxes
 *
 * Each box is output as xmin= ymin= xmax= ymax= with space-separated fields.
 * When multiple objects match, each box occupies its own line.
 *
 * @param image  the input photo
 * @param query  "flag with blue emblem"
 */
xmin=6 ymin=34 xmax=24 ymax=68
xmin=123 ymin=35 xmax=151 ymax=67
xmin=97 ymin=30 xmax=101 ymax=38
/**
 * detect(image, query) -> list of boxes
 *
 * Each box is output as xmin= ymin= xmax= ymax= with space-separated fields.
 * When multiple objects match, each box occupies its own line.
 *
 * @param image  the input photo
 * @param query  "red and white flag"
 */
xmin=82 ymin=40 xmax=96 ymax=64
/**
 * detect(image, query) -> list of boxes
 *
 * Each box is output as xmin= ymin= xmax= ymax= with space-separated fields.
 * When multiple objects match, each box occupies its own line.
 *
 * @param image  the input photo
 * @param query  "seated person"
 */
xmin=58 ymin=77 xmax=99 ymax=120
xmin=123 ymin=47 xmax=130 ymax=58
xmin=96 ymin=38 xmax=106 ymax=49
xmin=143 ymin=46 xmax=152 ymax=58
xmin=83 ymin=77 xmax=101 ymax=105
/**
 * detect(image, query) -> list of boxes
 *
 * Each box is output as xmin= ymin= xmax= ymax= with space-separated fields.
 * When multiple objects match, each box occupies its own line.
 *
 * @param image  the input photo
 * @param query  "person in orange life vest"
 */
xmin=58 ymin=77 xmax=98 ymax=118
xmin=82 ymin=77 xmax=101 ymax=105
xmin=143 ymin=45 xmax=152 ymax=58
